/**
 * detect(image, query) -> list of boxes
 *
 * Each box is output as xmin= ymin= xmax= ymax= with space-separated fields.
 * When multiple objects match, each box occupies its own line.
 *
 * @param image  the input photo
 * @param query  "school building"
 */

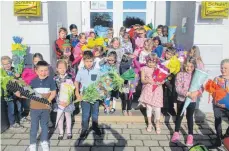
xmin=1 ymin=1 xmax=229 ymax=112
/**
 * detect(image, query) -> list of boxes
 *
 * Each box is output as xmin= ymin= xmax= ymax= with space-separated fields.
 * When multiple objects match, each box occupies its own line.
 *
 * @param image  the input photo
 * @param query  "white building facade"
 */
xmin=1 ymin=1 xmax=229 ymax=112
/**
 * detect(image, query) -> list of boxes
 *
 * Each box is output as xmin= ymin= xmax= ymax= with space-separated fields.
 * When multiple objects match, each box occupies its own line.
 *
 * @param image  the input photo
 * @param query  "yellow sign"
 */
xmin=201 ymin=1 xmax=229 ymax=19
xmin=14 ymin=1 xmax=41 ymax=17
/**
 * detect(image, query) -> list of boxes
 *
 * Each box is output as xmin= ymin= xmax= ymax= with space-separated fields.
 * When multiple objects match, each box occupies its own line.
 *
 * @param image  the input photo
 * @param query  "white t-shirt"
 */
xmin=139 ymin=50 xmax=151 ymax=64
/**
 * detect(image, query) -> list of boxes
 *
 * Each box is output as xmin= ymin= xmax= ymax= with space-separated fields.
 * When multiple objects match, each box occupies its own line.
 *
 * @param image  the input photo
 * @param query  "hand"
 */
xmin=216 ymin=103 xmax=225 ymax=108
xmin=189 ymin=91 xmax=199 ymax=101
xmin=14 ymin=91 xmax=21 ymax=98
xmin=59 ymin=102 xmax=68 ymax=107
xmin=15 ymin=73 xmax=20 ymax=78
xmin=76 ymin=95 xmax=82 ymax=102
xmin=128 ymin=54 xmax=135 ymax=59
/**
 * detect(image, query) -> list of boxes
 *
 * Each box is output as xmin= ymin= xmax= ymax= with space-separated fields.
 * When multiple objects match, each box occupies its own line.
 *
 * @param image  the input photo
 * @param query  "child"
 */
xmin=1 ymin=56 xmax=24 ymax=129
xmin=171 ymin=57 xmax=202 ymax=146
xmin=152 ymin=25 xmax=163 ymax=38
xmin=160 ymin=26 xmax=173 ymax=48
xmin=139 ymin=39 xmax=153 ymax=64
xmin=79 ymin=46 xmax=104 ymax=70
xmin=66 ymin=24 xmax=79 ymax=48
xmin=107 ymin=28 xmax=114 ymax=46
xmin=121 ymin=32 xmax=133 ymax=54
xmin=54 ymin=60 xmax=75 ymax=140
xmin=188 ymin=46 xmax=205 ymax=70
xmin=162 ymin=47 xmax=177 ymax=116
xmin=119 ymin=26 xmax=126 ymax=42
xmin=152 ymin=36 xmax=164 ymax=58
xmin=107 ymin=37 xmax=123 ymax=70
xmin=133 ymin=27 xmax=147 ymax=58
xmin=212 ymin=59 xmax=229 ymax=147
xmin=60 ymin=55 xmax=76 ymax=81
xmin=88 ymin=31 xmax=96 ymax=39
xmin=54 ymin=27 xmax=68 ymax=59
xmin=100 ymin=51 xmax=119 ymax=114
xmin=75 ymin=51 xmax=102 ymax=139
xmin=16 ymin=61 xmax=56 ymax=151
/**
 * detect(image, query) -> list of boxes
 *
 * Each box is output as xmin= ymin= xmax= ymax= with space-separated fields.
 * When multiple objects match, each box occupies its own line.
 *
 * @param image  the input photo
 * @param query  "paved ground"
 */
xmin=1 ymin=113 xmax=228 ymax=151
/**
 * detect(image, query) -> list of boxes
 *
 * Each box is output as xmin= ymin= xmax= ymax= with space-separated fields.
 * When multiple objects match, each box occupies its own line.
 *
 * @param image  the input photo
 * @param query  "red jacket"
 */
xmin=54 ymin=38 xmax=65 ymax=59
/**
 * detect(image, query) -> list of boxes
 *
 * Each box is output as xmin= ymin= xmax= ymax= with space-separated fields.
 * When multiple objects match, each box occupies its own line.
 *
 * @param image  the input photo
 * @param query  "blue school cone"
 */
xmin=181 ymin=69 xmax=208 ymax=115
xmin=218 ymin=93 xmax=229 ymax=110
xmin=104 ymin=98 xmax=111 ymax=114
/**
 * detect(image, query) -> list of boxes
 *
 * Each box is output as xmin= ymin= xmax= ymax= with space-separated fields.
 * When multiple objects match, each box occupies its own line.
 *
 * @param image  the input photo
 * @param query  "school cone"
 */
xmin=181 ymin=69 xmax=208 ymax=115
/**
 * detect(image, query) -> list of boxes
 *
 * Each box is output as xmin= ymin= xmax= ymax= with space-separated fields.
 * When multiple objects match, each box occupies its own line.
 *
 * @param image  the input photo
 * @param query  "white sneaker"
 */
xmin=29 ymin=144 xmax=37 ymax=151
xmin=41 ymin=141 xmax=49 ymax=151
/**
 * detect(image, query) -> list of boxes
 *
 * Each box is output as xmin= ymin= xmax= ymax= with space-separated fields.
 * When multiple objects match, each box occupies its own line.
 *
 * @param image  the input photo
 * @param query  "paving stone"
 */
xmin=115 ymin=140 xmax=128 ymax=146
xmin=1 ymin=139 xmax=20 ymax=145
xmin=58 ymin=139 xmax=79 ymax=146
xmin=136 ymin=147 xmax=150 ymax=151
xmin=21 ymin=123 xmax=31 ymax=128
xmin=209 ymin=135 xmax=217 ymax=139
xmin=91 ymin=147 xmax=113 ymax=151
xmin=164 ymin=147 xmax=184 ymax=151
xmin=50 ymin=147 xmax=71 ymax=151
xmin=1 ymin=146 xmax=6 ymax=151
xmin=131 ymin=135 xmax=151 ymax=140
xmin=72 ymin=124 xmax=82 ymax=128
xmin=4 ymin=146 xmax=28 ymax=151
xmin=110 ymin=124 xmax=127 ymax=128
xmin=86 ymin=134 xmax=106 ymax=140
xmin=114 ymin=147 xmax=135 ymax=151
xmin=151 ymin=135 xmax=168 ymax=140
xmin=104 ymin=129 xmax=122 ymax=134
xmin=18 ymin=139 xmax=59 ymax=146
xmin=70 ymin=147 xmax=90 ymax=151
xmin=143 ymin=140 xmax=159 ymax=146
xmin=196 ymin=129 xmax=213 ymax=135
xmin=1 ymin=134 xmax=14 ymax=139
xmin=158 ymin=141 xmax=177 ymax=147
xmin=107 ymin=134 xmax=130 ymax=140
xmin=95 ymin=140 xmax=116 ymax=146
xmin=193 ymin=134 xmax=210 ymax=140
xmin=122 ymin=129 xmax=141 ymax=134
xmin=12 ymin=134 xmax=30 ymax=139
xmin=150 ymin=147 xmax=164 ymax=151
xmin=197 ymin=141 xmax=213 ymax=147
xmin=4 ymin=128 xmax=27 ymax=134
xmin=78 ymin=139 xmax=95 ymax=146
xmin=127 ymin=140 xmax=143 ymax=146
xmin=128 ymin=124 xmax=146 ymax=129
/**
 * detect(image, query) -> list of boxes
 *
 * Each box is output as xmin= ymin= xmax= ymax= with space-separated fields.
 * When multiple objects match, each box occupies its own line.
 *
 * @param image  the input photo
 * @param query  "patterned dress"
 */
xmin=138 ymin=66 xmax=163 ymax=108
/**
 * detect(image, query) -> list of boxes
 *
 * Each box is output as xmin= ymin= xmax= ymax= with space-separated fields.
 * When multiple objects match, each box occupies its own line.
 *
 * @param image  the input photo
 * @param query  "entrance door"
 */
xmin=82 ymin=1 xmax=155 ymax=36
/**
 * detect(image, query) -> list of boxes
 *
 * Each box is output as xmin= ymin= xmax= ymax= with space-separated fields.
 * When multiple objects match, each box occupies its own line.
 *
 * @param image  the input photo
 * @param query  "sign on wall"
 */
xmin=201 ymin=1 xmax=229 ymax=19
xmin=91 ymin=1 xmax=107 ymax=10
xmin=14 ymin=1 xmax=41 ymax=17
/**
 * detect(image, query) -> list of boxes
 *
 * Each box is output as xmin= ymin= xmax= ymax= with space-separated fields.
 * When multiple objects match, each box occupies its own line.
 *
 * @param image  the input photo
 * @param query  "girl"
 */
xmin=78 ymin=46 xmax=104 ymax=70
xmin=107 ymin=28 xmax=114 ymax=46
xmin=188 ymin=46 xmax=205 ymax=70
xmin=152 ymin=37 xmax=164 ymax=58
xmin=60 ymin=55 xmax=76 ymax=81
xmin=212 ymin=59 xmax=229 ymax=147
xmin=171 ymin=57 xmax=203 ymax=146
xmin=107 ymin=37 xmax=123 ymax=70
xmin=100 ymin=51 xmax=119 ymax=114
xmin=54 ymin=59 xmax=75 ymax=140
xmin=138 ymin=53 xmax=163 ymax=134
xmin=152 ymin=25 xmax=163 ymax=38
xmin=119 ymin=26 xmax=126 ymax=42
xmin=66 ymin=24 xmax=79 ymax=48
xmin=121 ymin=32 xmax=133 ymax=54
xmin=139 ymin=39 xmax=153 ymax=64
xmin=133 ymin=28 xmax=147 ymax=58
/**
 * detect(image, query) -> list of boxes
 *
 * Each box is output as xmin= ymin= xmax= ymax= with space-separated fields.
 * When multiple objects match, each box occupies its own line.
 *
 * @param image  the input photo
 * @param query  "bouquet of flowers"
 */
xmin=0 ymin=68 xmax=14 ymax=97
xmin=58 ymin=79 xmax=75 ymax=109
xmin=21 ymin=68 xmax=37 ymax=85
xmin=11 ymin=36 xmax=27 ymax=74
xmin=62 ymin=39 xmax=72 ymax=57
xmin=176 ymin=45 xmax=188 ymax=65
xmin=205 ymin=79 xmax=229 ymax=110
xmin=152 ymin=63 xmax=169 ymax=91
xmin=165 ymin=55 xmax=181 ymax=75
xmin=82 ymin=70 xmax=124 ymax=104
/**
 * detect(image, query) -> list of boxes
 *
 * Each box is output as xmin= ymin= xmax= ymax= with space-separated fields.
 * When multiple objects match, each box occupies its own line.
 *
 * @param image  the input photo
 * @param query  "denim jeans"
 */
xmin=30 ymin=109 xmax=49 ymax=144
xmin=6 ymin=100 xmax=22 ymax=126
xmin=81 ymin=101 xmax=100 ymax=131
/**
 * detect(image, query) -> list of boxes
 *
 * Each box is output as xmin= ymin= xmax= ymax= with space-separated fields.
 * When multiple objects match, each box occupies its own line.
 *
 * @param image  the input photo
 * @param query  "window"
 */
xmin=123 ymin=1 xmax=146 ymax=9
xmin=123 ymin=12 xmax=146 ymax=28
xmin=90 ymin=12 xmax=113 ymax=28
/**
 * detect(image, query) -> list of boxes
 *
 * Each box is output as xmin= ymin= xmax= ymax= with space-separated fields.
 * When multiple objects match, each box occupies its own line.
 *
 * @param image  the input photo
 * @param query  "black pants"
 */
xmin=175 ymin=101 xmax=196 ymax=135
xmin=213 ymin=104 xmax=229 ymax=139
xmin=121 ymin=93 xmax=132 ymax=111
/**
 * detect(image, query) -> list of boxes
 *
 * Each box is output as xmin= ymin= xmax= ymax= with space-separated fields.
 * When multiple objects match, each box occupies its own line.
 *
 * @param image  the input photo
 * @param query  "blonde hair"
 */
xmin=144 ymin=39 xmax=153 ymax=51
xmin=190 ymin=45 xmax=203 ymax=62
xmin=221 ymin=59 xmax=229 ymax=66
xmin=183 ymin=57 xmax=197 ymax=71
xmin=110 ymin=37 xmax=121 ymax=48
xmin=146 ymin=53 xmax=158 ymax=63
xmin=1 ymin=56 xmax=12 ymax=63
xmin=56 ymin=59 xmax=68 ymax=69
xmin=59 ymin=27 xmax=67 ymax=34
xmin=79 ymin=33 xmax=86 ymax=39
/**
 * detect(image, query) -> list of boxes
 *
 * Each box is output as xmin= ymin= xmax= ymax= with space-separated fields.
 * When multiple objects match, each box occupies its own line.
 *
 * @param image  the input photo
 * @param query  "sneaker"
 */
xmin=110 ymin=108 xmax=116 ymax=114
xmin=80 ymin=130 xmax=88 ymax=139
xmin=186 ymin=134 xmax=194 ymax=146
xmin=123 ymin=110 xmax=128 ymax=116
xmin=171 ymin=132 xmax=180 ymax=143
xmin=40 ymin=141 xmax=49 ymax=151
xmin=92 ymin=126 xmax=102 ymax=136
xmin=20 ymin=117 xmax=30 ymax=123
xmin=29 ymin=144 xmax=37 ymax=151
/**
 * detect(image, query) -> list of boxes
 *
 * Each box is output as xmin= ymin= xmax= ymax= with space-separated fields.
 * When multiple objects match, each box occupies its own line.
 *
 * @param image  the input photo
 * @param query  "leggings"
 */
xmin=175 ymin=101 xmax=196 ymax=135
xmin=56 ymin=109 xmax=72 ymax=135
xmin=121 ymin=93 xmax=132 ymax=111
xmin=146 ymin=104 xmax=161 ymax=120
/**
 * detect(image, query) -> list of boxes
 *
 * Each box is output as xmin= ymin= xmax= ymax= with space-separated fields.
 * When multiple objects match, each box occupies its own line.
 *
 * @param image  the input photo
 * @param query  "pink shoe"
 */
xmin=186 ymin=134 xmax=193 ymax=146
xmin=171 ymin=132 xmax=180 ymax=143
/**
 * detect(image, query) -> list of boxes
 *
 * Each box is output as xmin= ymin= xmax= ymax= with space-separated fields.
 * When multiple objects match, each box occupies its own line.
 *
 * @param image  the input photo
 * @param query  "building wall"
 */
xmin=1 ymin=1 xmax=51 ymax=66
xmin=193 ymin=2 xmax=229 ymax=112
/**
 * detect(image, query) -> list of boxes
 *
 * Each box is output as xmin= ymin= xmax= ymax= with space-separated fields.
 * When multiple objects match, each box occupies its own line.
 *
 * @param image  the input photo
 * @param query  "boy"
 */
xmin=1 ymin=56 xmax=24 ymax=129
xmin=152 ymin=25 xmax=163 ymax=38
xmin=54 ymin=27 xmax=68 ymax=59
xmin=75 ymin=51 xmax=102 ymax=139
xmin=15 ymin=61 xmax=56 ymax=151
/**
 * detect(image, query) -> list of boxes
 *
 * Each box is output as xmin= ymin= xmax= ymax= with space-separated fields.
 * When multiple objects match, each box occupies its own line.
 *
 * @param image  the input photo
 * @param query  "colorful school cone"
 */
xmin=152 ymin=63 xmax=169 ymax=91
xmin=205 ymin=79 xmax=229 ymax=110
xmin=181 ymin=69 xmax=209 ymax=115
xmin=168 ymin=26 xmax=177 ymax=43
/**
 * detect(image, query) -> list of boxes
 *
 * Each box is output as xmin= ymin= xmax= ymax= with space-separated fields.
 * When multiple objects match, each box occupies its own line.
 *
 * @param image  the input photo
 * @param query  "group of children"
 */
xmin=1 ymin=23 xmax=229 ymax=151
